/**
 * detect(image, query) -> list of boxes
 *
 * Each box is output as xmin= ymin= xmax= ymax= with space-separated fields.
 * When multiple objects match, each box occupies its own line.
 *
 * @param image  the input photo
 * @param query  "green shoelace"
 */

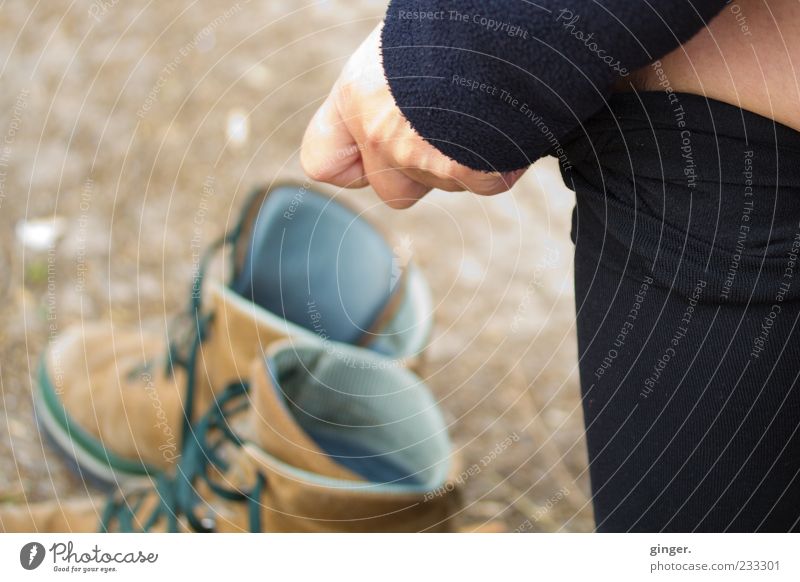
xmin=164 ymin=232 xmax=231 ymax=448
xmin=100 ymin=381 xmax=266 ymax=532
xmin=164 ymin=185 xmax=262 ymax=447
xmin=103 ymin=187 xmax=270 ymax=532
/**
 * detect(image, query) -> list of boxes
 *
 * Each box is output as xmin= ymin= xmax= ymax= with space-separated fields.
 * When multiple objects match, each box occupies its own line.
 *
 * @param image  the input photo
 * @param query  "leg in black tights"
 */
xmin=564 ymin=91 xmax=800 ymax=532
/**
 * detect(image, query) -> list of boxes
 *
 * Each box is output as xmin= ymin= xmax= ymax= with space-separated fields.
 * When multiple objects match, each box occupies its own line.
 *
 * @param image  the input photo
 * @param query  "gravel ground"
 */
xmin=0 ymin=0 xmax=592 ymax=532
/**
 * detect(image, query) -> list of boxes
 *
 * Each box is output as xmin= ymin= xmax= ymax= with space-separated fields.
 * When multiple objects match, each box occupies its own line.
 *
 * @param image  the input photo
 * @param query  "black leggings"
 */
xmin=562 ymin=92 xmax=800 ymax=532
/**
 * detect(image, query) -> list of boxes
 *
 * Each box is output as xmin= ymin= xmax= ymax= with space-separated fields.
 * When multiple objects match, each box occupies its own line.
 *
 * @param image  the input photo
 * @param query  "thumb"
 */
xmin=301 ymin=92 xmax=368 ymax=188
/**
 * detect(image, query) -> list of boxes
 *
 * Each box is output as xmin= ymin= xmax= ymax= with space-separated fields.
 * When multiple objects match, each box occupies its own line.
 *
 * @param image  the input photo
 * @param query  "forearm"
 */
xmin=381 ymin=0 xmax=728 ymax=172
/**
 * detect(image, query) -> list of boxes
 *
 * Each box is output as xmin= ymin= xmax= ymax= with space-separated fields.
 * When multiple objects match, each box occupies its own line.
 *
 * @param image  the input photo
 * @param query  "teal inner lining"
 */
xmin=267 ymin=344 xmax=450 ymax=489
xmin=233 ymin=186 xmax=393 ymax=345
xmin=231 ymin=185 xmax=429 ymax=359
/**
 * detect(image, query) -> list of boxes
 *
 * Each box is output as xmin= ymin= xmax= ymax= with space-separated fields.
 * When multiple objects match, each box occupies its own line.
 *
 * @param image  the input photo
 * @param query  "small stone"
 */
xmin=16 ymin=217 xmax=66 ymax=251
xmin=226 ymin=109 xmax=249 ymax=147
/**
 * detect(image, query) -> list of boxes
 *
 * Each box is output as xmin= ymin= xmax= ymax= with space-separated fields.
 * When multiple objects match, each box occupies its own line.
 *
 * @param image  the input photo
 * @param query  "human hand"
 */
xmin=300 ymin=24 xmax=526 ymax=209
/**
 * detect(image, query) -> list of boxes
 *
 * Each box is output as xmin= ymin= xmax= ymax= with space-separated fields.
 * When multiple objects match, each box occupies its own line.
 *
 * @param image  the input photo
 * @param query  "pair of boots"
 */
xmin=1 ymin=184 xmax=461 ymax=532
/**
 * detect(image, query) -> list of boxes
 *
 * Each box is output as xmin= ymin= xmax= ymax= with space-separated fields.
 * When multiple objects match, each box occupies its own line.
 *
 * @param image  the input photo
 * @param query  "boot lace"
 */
xmin=101 ymin=381 xmax=266 ymax=532
xmin=164 ymin=233 xmax=232 ymax=446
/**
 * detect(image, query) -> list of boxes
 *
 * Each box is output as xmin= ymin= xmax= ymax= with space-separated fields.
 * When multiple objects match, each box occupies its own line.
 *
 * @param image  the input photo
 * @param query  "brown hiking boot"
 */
xmin=5 ymin=341 xmax=460 ymax=532
xmin=35 ymin=183 xmax=433 ymax=488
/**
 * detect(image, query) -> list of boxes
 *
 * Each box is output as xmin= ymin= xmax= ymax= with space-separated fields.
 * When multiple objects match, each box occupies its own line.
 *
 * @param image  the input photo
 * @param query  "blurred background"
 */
xmin=0 ymin=0 xmax=591 ymax=531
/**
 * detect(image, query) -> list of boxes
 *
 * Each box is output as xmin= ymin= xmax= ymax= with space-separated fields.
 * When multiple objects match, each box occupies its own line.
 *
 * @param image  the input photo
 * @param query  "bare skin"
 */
xmin=301 ymin=25 xmax=524 ymax=209
xmin=619 ymin=0 xmax=800 ymax=132
xmin=303 ymin=2 xmax=799 ymax=207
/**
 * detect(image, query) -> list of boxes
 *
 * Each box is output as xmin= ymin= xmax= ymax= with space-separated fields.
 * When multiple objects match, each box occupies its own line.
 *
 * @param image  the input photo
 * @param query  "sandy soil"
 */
xmin=0 ymin=0 xmax=592 ymax=532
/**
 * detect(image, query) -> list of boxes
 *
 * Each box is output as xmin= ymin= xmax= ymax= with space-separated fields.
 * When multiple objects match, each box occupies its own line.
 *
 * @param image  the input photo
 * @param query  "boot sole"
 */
xmin=34 ymin=357 xmax=157 ymax=491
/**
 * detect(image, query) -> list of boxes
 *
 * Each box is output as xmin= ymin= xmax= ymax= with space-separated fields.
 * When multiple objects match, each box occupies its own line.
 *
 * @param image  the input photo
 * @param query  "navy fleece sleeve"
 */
xmin=381 ymin=0 xmax=727 ymax=172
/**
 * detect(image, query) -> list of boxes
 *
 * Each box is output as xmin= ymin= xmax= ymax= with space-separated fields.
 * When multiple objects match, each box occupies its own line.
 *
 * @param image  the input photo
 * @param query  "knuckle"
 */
xmin=363 ymin=122 xmax=384 ymax=150
xmin=300 ymin=150 xmax=325 ymax=181
xmin=393 ymin=143 xmax=418 ymax=170
xmin=469 ymin=176 xmax=505 ymax=196
xmin=443 ymin=160 xmax=467 ymax=181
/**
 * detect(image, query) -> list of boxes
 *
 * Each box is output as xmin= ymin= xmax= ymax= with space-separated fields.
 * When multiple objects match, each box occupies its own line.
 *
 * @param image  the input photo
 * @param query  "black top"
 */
xmin=381 ymin=0 xmax=728 ymax=172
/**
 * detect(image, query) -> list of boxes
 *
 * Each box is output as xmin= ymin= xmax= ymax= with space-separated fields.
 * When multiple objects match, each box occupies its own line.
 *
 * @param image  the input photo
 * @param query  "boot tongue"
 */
xmin=245 ymin=356 xmax=363 ymax=481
